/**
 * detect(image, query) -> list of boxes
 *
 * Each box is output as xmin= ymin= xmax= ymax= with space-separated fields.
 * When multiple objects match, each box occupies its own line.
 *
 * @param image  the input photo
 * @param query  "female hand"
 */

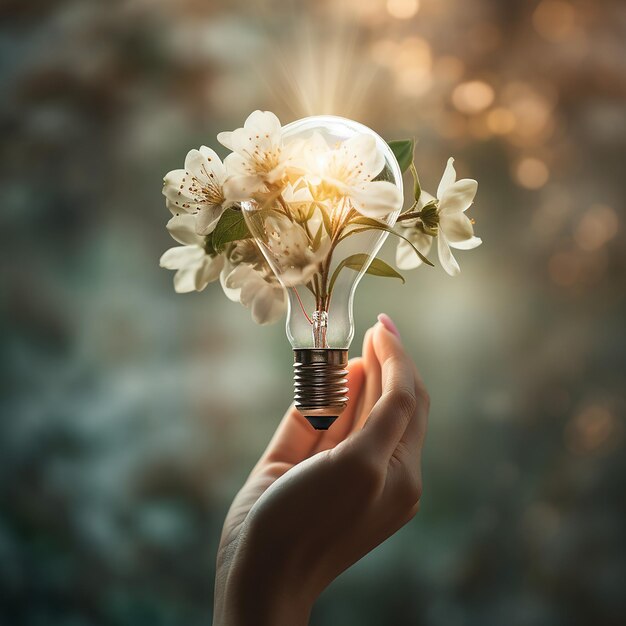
xmin=213 ymin=315 xmax=430 ymax=626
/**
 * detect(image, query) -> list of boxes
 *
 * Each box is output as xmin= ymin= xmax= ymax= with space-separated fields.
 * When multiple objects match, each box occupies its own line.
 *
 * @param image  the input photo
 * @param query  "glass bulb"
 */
xmin=242 ymin=115 xmax=403 ymax=429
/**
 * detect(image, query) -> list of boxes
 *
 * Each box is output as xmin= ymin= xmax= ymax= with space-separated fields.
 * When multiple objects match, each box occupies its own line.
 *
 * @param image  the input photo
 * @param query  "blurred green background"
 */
xmin=1 ymin=0 xmax=625 ymax=624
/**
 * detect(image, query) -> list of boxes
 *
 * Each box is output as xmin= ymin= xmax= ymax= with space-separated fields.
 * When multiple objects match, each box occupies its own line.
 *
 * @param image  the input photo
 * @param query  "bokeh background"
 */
xmin=2 ymin=0 xmax=625 ymax=624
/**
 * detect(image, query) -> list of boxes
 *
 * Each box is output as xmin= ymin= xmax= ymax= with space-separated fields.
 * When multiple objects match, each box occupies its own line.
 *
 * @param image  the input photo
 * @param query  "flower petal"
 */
xmin=245 ymin=110 xmax=282 ymax=135
xmin=439 ymin=212 xmax=475 ymax=243
xmin=437 ymin=157 xmax=457 ymax=199
xmin=159 ymin=245 xmax=205 ymax=270
xmin=352 ymin=180 xmax=403 ymax=218
xmin=174 ymin=267 xmax=201 ymax=293
xmin=251 ymin=284 xmax=286 ymax=325
xmin=449 ymin=236 xmax=482 ymax=250
xmin=437 ymin=234 xmax=461 ymax=276
xmin=396 ymin=230 xmax=433 ymax=270
xmin=217 ymin=130 xmax=234 ymax=151
xmin=196 ymin=255 xmax=224 ymax=288
xmin=163 ymin=169 xmax=195 ymax=208
xmin=199 ymin=146 xmax=226 ymax=182
xmin=166 ymin=214 xmax=204 ymax=246
xmin=196 ymin=203 xmax=226 ymax=235
xmin=223 ymin=174 xmax=264 ymax=201
xmin=341 ymin=133 xmax=384 ymax=182
xmin=220 ymin=264 xmax=242 ymax=302
xmin=439 ymin=178 xmax=478 ymax=214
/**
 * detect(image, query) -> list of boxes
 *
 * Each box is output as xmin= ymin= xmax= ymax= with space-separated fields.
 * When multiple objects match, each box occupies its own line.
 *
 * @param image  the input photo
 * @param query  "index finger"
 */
xmin=351 ymin=323 xmax=417 ymax=460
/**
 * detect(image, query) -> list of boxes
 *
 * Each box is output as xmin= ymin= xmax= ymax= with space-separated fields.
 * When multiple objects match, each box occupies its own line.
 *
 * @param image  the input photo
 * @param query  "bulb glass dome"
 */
xmin=242 ymin=115 xmax=403 ymax=350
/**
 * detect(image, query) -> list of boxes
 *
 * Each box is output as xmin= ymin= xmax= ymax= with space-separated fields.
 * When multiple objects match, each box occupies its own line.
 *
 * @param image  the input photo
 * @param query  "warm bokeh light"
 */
xmin=486 ymin=107 xmax=517 ymax=135
xmin=574 ymin=204 xmax=619 ymax=251
xmin=452 ymin=80 xmax=495 ymax=114
xmin=386 ymin=0 xmax=420 ymax=20
xmin=565 ymin=405 xmax=622 ymax=455
xmin=514 ymin=157 xmax=550 ymax=189
xmin=533 ymin=0 xmax=579 ymax=42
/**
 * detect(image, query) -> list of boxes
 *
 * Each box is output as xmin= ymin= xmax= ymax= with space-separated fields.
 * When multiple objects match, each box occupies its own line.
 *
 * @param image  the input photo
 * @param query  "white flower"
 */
xmin=396 ymin=158 xmax=482 ymax=276
xmin=220 ymin=247 xmax=286 ymax=325
xmin=217 ymin=110 xmax=297 ymax=201
xmin=162 ymin=146 xmax=232 ymax=235
xmin=263 ymin=214 xmax=328 ymax=287
xmin=160 ymin=214 xmax=224 ymax=293
xmin=304 ymin=132 xmax=403 ymax=219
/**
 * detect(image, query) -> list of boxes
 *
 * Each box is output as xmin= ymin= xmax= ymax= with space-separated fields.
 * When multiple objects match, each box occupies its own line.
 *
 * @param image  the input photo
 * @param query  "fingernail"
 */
xmin=377 ymin=313 xmax=401 ymax=339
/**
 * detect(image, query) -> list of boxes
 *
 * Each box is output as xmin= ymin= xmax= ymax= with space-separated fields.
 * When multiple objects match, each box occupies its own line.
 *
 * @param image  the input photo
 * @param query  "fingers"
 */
xmin=352 ymin=326 xmax=382 ymax=432
xmin=260 ymin=404 xmax=321 ymax=468
xmin=389 ymin=362 xmax=430 ymax=499
xmin=351 ymin=323 xmax=418 ymax=461
xmin=397 ymin=362 xmax=429 ymax=459
xmin=312 ymin=357 xmax=365 ymax=453
xmin=262 ymin=358 xmax=365 ymax=465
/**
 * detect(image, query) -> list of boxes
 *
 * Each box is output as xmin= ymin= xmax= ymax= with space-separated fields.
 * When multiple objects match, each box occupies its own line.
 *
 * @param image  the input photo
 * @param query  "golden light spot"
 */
xmin=574 ymin=204 xmax=619 ymax=251
xmin=502 ymin=82 xmax=555 ymax=146
xmin=514 ymin=157 xmax=549 ymax=189
xmin=386 ymin=0 xmax=420 ymax=20
xmin=452 ymin=80 xmax=495 ymax=114
xmin=565 ymin=405 xmax=621 ymax=455
xmin=533 ymin=1 xmax=578 ymax=42
xmin=548 ymin=250 xmax=581 ymax=286
xmin=486 ymin=107 xmax=517 ymax=135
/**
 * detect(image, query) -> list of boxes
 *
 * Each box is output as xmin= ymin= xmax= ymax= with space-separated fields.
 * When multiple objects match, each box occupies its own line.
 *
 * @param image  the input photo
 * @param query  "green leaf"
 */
xmin=346 ymin=216 xmax=434 ymax=267
xmin=329 ymin=254 xmax=404 ymax=294
xmin=212 ymin=208 xmax=252 ymax=252
xmin=388 ymin=139 xmax=415 ymax=174
xmin=409 ymin=162 xmax=421 ymax=204
xmin=312 ymin=222 xmax=323 ymax=250
xmin=318 ymin=202 xmax=333 ymax=236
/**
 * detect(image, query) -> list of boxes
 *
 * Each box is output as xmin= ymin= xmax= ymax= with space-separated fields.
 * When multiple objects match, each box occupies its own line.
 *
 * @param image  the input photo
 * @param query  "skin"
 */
xmin=213 ymin=317 xmax=430 ymax=626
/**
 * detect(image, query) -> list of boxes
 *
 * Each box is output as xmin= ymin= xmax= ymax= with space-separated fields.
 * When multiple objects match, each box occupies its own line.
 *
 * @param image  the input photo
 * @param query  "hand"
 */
xmin=213 ymin=316 xmax=430 ymax=626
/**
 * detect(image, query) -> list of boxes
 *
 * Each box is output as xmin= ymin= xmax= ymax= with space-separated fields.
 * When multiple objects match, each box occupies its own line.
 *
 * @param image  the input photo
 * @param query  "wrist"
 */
xmin=215 ymin=572 xmax=313 ymax=626
xmin=214 ymin=539 xmax=315 ymax=626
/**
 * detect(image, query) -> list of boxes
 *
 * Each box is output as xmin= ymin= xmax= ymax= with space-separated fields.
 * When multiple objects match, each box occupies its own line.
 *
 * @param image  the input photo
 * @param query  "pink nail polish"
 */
xmin=377 ymin=313 xmax=401 ymax=338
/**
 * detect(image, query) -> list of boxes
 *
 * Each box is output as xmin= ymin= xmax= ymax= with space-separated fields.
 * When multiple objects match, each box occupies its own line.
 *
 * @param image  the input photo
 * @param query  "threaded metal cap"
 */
xmin=293 ymin=349 xmax=349 ymax=430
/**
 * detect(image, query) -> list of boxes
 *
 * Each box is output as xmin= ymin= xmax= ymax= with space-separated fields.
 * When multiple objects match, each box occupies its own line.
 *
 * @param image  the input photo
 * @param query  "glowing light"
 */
xmin=486 ymin=107 xmax=517 ymax=135
xmin=386 ymin=0 xmax=420 ymax=20
xmin=393 ymin=37 xmax=432 ymax=98
xmin=574 ymin=204 xmax=619 ymax=251
xmin=514 ymin=157 xmax=549 ymax=189
xmin=268 ymin=21 xmax=375 ymax=118
xmin=533 ymin=1 xmax=579 ymax=42
xmin=503 ymin=82 xmax=555 ymax=146
xmin=548 ymin=250 xmax=581 ymax=286
xmin=452 ymin=80 xmax=495 ymax=114
xmin=565 ymin=405 xmax=621 ymax=455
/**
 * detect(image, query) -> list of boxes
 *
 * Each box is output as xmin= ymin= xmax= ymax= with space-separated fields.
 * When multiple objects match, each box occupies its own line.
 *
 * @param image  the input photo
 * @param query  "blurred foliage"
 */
xmin=1 ymin=0 xmax=625 ymax=625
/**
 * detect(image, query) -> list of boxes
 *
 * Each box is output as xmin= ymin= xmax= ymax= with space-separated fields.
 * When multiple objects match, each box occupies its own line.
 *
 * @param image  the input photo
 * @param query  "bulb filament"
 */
xmin=312 ymin=310 xmax=329 ymax=348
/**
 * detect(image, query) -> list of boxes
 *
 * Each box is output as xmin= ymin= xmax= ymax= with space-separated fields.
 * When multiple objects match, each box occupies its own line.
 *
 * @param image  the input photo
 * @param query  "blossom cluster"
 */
xmin=160 ymin=110 xmax=482 ymax=324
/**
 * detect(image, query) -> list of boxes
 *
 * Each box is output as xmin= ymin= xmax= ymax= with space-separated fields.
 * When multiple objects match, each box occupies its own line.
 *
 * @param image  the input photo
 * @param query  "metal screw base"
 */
xmin=293 ymin=349 xmax=349 ymax=430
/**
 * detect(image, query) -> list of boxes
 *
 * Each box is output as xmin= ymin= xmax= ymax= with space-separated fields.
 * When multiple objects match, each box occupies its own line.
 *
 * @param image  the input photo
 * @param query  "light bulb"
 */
xmin=242 ymin=115 xmax=403 ymax=429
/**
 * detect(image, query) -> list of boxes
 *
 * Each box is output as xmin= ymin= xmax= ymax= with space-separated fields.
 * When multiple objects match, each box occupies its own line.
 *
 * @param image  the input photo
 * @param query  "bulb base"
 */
xmin=293 ymin=349 xmax=349 ymax=430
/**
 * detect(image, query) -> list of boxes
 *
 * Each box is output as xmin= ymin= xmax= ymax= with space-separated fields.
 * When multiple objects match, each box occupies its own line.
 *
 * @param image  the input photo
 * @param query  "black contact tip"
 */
xmin=305 ymin=416 xmax=338 ymax=430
